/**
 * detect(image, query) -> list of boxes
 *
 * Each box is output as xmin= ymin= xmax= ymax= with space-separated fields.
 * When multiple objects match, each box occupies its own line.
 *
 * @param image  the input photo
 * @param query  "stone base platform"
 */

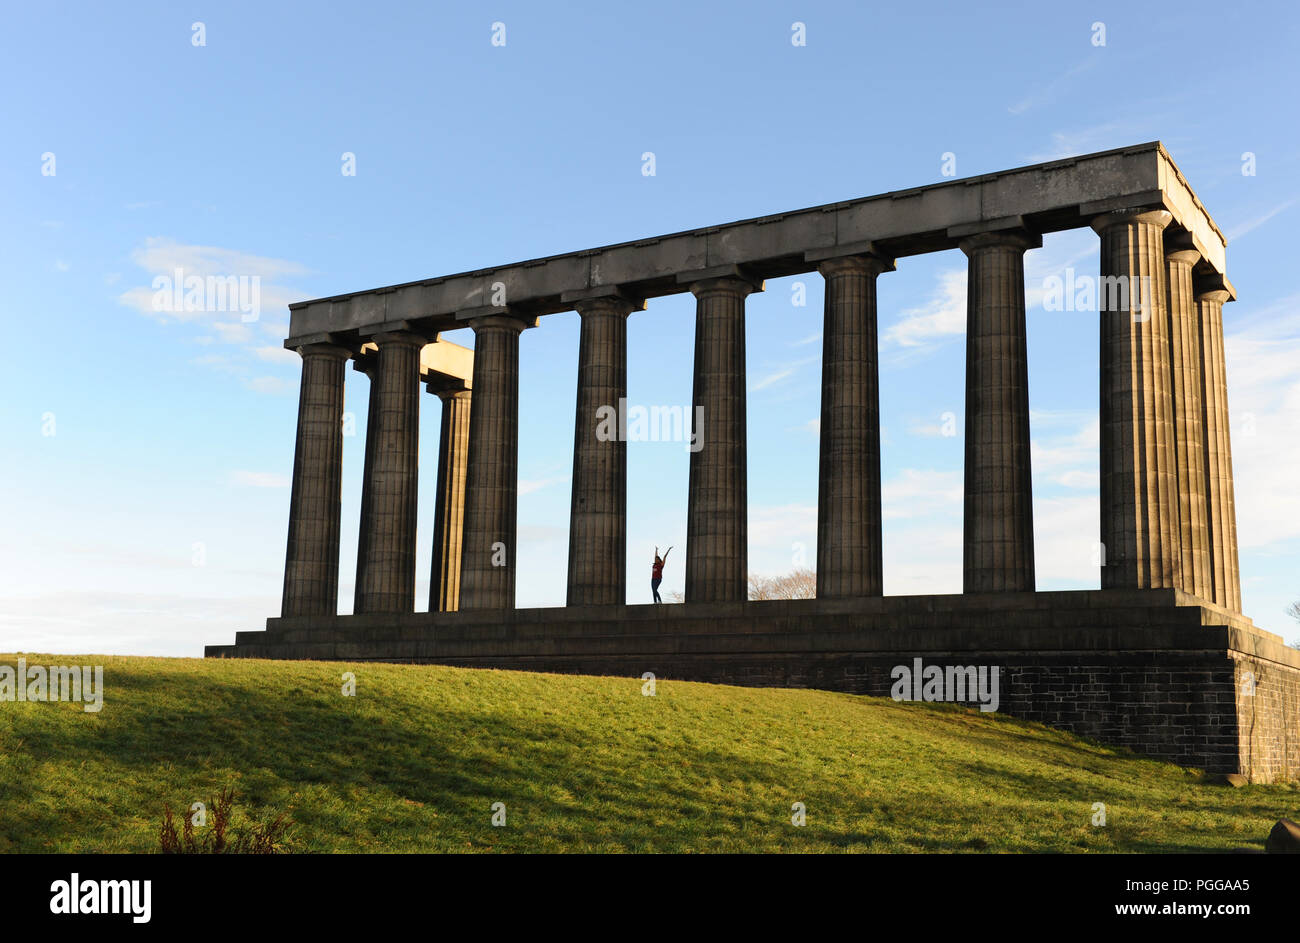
xmin=206 ymin=588 xmax=1300 ymax=782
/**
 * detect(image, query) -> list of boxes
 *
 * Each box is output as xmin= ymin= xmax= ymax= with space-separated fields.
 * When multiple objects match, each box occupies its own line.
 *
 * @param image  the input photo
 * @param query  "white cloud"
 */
xmin=1032 ymin=493 xmax=1101 ymax=585
xmin=882 ymin=468 xmax=962 ymax=520
xmin=0 ymin=591 xmax=275 ymax=658
xmin=213 ymin=321 xmax=253 ymax=344
xmin=117 ymin=238 xmax=313 ymax=393
xmin=882 ymin=268 xmax=966 ymax=352
xmin=254 ymin=345 xmax=299 ymax=364
xmin=519 ymin=475 xmax=568 ymax=496
xmin=232 ymin=471 xmax=291 ymax=489
xmin=1030 ymin=414 xmax=1099 ymax=489
xmin=245 ymin=376 xmax=291 ymax=395
xmin=747 ymin=504 xmax=817 ymax=571
xmin=1224 ymin=293 xmax=1300 ymax=550
xmin=127 ymin=237 xmax=308 ymax=283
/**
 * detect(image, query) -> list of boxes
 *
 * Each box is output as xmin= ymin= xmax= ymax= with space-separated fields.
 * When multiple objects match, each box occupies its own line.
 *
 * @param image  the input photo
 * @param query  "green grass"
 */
xmin=1 ymin=654 xmax=1294 ymax=853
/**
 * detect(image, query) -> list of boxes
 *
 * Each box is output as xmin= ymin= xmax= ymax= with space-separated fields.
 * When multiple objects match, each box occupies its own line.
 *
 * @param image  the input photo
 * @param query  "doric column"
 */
xmin=355 ymin=330 xmax=424 ymax=614
xmin=281 ymin=341 xmax=351 ymax=617
xmin=459 ymin=314 xmax=530 ymax=610
xmin=351 ymin=353 xmax=379 ymax=613
xmin=680 ymin=268 xmax=760 ymax=603
xmin=1092 ymin=208 xmax=1180 ymax=590
xmin=428 ymin=383 xmax=471 ymax=612
xmin=565 ymin=291 xmax=639 ymax=606
xmin=812 ymin=251 xmax=893 ymax=598
xmin=1165 ymin=239 xmax=1212 ymax=600
xmin=959 ymin=228 xmax=1039 ymax=593
xmin=1195 ymin=274 xmax=1242 ymax=611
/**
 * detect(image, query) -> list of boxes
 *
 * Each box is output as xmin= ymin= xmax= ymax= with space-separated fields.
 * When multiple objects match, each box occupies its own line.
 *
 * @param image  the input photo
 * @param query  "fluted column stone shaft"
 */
xmin=459 ymin=315 xmax=528 ymax=610
xmin=567 ymin=295 xmax=635 ymax=606
xmin=352 ymin=356 xmax=380 ymax=612
xmin=816 ymin=254 xmax=892 ymax=598
xmin=355 ymin=331 xmax=423 ymax=614
xmin=960 ymin=230 xmax=1038 ymax=593
xmin=1196 ymin=283 xmax=1242 ymax=611
xmin=1093 ymin=209 xmax=1180 ymax=590
xmin=430 ymin=387 xmax=471 ymax=612
xmin=685 ymin=275 xmax=755 ymax=603
xmin=1165 ymin=246 xmax=1212 ymax=600
xmin=281 ymin=342 xmax=351 ymax=617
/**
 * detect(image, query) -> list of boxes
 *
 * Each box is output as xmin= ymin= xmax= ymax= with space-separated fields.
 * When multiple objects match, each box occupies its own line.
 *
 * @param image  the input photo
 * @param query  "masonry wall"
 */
xmin=1234 ymin=653 xmax=1300 ymax=783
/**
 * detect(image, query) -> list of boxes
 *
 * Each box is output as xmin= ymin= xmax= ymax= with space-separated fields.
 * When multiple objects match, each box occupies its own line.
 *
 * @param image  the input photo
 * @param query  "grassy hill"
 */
xmin=1 ymin=654 xmax=1294 ymax=853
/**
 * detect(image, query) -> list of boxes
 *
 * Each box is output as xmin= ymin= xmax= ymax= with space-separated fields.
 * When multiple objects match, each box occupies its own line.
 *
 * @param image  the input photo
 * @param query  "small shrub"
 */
xmin=159 ymin=786 xmax=293 ymax=854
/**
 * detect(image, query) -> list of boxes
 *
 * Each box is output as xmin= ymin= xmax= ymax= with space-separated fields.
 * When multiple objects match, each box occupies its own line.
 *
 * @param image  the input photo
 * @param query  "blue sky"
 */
xmin=2 ymin=1 xmax=1297 ymax=655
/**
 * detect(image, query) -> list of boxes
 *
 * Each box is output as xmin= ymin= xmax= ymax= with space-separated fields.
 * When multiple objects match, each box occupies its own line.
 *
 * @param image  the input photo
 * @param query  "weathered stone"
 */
xmin=459 ymin=315 xmax=531 ymax=610
xmin=959 ymin=227 xmax=1039 ymax=593
xmin=567 ymin=293 xmax=638 ymax=606
xmin=683 ymin=271 xmax=758 ymax=603
xmin=355 ymin=331 xmax=424 ymax=614
xmin=429 ymin=386 xmax=471 ymax=612
xmin=1265 ymin=819 xmax=1300 ymax=853
xmin=814 ymin=253 xmax=891 ymax=598
xmin=281 ymin=342 xmax=350 ymax=618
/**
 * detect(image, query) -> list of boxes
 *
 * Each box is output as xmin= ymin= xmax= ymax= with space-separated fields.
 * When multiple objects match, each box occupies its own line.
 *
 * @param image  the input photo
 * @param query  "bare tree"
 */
xmin=748 ymin=568 xmax=817 ymax=600
xmin=662 ymin=569 xmax=818 ymax=602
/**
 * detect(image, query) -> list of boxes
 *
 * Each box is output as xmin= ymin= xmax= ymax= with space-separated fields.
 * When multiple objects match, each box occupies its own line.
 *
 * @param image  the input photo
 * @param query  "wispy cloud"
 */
xmin=119 ymin=238 xmax=312 ymax=393
xmin=750 ymin=355 xmax=818 ymax=392
xmin=1024 ymin=122 xmax=1130 ymax=163
xmin=1008 ymin=58 xmax=1098 ymax=116
xmin=519 ymin=475 xmax=569 ymax=496
xmin=1226 ymin=199 xmax=1297 ymax=241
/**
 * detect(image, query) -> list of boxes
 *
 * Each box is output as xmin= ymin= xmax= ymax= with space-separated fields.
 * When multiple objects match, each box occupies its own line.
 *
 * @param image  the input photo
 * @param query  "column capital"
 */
xmin=467 ymin=312 xmax=535 ymax=333
xmin=561 ymin=285 xmax=645 ymax=317
xmin=816 ymin=254 xmax=895 ymax=278
xmin=294 ymin=341 xmax=352 ymax=361
xmin=948 ymin=216 xmax=1042 ymax=253
xmin=1166 ymin=249 xmax=1202 ymax=267
xmin=1194 ymin=271 xmax=1237 ymax=303
xmin=370 ymin=329 xmax=426 ymax=349
xmin=425 ymin=374 xmax=471 ymax=398
xmin=1090 ymin=207 xmax=1173 ymax=235
xmin=1164 ymin=229 xmax=1201 ymax=267
xmin=957 ymin=228 xmax=1042 ymax=255
xmin=805 ymin=239 xmax=893 ymax=269
xmin=351 ymin=348 xmax=377 ymax=377
xmin=676 ymin=264 xmax=763 ymax=297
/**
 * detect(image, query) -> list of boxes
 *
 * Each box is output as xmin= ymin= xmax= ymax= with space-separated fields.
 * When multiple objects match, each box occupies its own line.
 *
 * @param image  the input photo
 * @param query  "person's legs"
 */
xmin=651 ymin=577 xmax=662 ymax=603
